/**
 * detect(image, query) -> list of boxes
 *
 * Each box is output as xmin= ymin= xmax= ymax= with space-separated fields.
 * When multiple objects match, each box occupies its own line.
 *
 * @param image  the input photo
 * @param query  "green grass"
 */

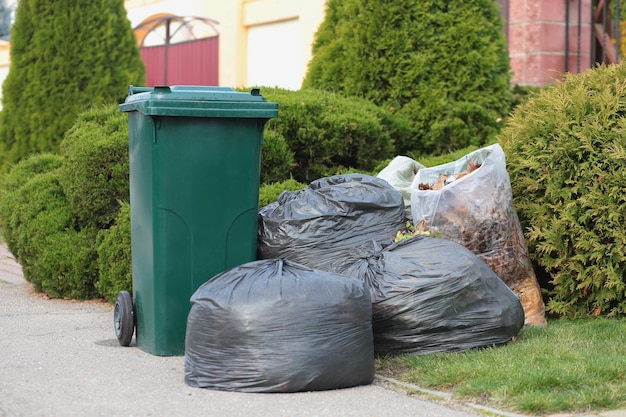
xmin=376 ymin=318 xmax=626 ymax=416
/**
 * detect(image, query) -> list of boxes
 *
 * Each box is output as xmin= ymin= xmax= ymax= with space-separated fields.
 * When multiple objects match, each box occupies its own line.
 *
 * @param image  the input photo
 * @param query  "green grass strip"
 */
xmin=376 ymin=318 xmax=626 ymax=415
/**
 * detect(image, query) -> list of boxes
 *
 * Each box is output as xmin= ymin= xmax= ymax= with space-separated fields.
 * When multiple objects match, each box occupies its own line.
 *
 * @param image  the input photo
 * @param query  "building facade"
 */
xmin=124 ymin=0 xmax=326 ymax=90
xmin=0 ymin=0 xmax=620 ymax=106
xmin=506 ymin=0 xmax=596 ymax=85
xmin=103 ymin=0 xmax=626 ymax=88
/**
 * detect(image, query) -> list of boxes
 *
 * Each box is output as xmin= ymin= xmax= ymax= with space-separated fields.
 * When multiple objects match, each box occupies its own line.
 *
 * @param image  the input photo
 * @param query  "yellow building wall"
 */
xmin=0 ymin=0 xmax=327 ymax=106
xmin=0 ymin=41 xmax=9 ymax=104
xmin=124 ymin=0 xmax=327 ymax=89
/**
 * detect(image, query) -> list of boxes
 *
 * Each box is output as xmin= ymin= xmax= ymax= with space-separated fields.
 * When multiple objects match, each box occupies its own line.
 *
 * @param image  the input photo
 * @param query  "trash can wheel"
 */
xmin=114 ymin=291 xmax=135 ymax=346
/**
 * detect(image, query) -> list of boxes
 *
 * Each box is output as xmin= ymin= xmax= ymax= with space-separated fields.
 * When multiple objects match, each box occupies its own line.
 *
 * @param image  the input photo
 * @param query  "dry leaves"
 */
xmin=418 ymin=158 xmax=482 ymax=191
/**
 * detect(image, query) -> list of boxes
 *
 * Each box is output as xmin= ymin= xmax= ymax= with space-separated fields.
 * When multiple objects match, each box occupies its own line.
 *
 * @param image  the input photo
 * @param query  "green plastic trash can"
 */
xmin=118 ymin=85 xmax=278 ymax=356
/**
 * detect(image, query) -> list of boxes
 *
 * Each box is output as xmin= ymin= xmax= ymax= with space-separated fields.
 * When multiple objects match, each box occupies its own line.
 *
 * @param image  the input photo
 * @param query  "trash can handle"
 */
xmin=128 ymin=85 xmax=155 ymax=96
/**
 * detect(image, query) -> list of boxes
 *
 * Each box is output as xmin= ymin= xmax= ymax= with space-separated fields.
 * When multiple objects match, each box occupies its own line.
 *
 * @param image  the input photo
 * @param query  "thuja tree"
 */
xmin=303 ymin=0 xmax=512 ymax=155
xmin=0 ymin=0 xmax=144 ymax=172
xmin=499 ymin=63 xmax=626 ymax=318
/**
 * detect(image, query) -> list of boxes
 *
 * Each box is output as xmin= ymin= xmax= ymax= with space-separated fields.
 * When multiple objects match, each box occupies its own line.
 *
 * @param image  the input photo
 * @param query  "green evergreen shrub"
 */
xmin=0 ymin=102 xmax=131 ymax=300
xmin=0 ymin=153 xmax=64 ymax=255
xmin=409 ymin=143 xmax=488 ymax=168
xmin=34 ymin=227 xmax=100 ymax=299
xmin=498 ymin=63 xmax=626 ymax=318
xmin=0 ymin=0 xmax=144 ymax=172
xmin=261 ymin=87 xmax=403 ymax=182
xmin=260 ymin=129 xmax=295 ymax=185
xmin=59 ymin=104 xmax=129 ymax=229
xmin=259 ymin=178 xmax=307 ymax=208
xmin=509 ymin=84 xmax=545 ymax=114
xmin=2 ymin=165 xmax=69 ymax=274
xmin=0 ymin=153 xmax=64 ymax=192
xmin=303 ymin=0 xmax=511 ymax=155
xmin=7 ymin=167 xmax=98 ymax=298
xmin=96 ymin=202 xmax=131 ymax=303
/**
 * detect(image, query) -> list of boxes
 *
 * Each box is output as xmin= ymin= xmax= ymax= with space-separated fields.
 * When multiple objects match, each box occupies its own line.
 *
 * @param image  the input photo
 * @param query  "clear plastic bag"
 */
xmin=409 ymin=144 xmax=546 ymax=326
xmin=376 ymin=155 xmax=425 ymax=219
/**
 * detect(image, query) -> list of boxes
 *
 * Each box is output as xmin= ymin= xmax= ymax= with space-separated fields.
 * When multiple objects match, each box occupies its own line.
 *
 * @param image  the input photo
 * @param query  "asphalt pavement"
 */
xmin=1 ymin=243 xmax=624 ymax=417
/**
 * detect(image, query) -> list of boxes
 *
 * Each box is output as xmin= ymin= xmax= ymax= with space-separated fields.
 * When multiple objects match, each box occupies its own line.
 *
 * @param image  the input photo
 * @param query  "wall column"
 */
xmin=508 ymin=0 xmax=592 ymax=86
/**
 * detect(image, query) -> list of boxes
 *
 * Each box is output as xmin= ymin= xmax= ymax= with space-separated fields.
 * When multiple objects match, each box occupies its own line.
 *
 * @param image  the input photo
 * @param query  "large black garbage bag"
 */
xmin=333 ymin=236 xmax=525 ymax=356
xmin=184 ymin=259 xmax=374 ymax=393
xmin=258 ymin=173 xmax=406 ymax=270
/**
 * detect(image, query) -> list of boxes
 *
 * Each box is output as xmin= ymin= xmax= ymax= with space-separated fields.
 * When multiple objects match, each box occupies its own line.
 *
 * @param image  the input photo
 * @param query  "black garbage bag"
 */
xmin=184 ymin=259 xmax=375 ymax=393
xmin=258 ymin=173 xmax=407 ymax=271
xmin=333 ymin=236 xmax=525 ymax=356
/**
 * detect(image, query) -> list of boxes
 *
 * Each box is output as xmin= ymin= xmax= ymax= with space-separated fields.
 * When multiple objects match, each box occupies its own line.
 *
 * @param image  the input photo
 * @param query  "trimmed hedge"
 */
xmin=0 ymin=103 xmax=129 ymax=299
xmin=59 ymin=104 xmax=130 ymax=229
xmin=258 ymin=178 xmax=307 ymax=208
xmin=96 ymin=202 xmax=132 ymax=303
xmin=35 ymin=226 xmax=100 ymax=300
xmin=0 ymin=153 xmax=64 ymax=256
xmin=259 ymin=129 xmax=295 ymax=185
xmin=498 ymin=63 xmax=626 ymax=318
xmin=259 ymin=87 xmax=405 ymax=182
xmin=2 ymin=165 xmax=99 ymax=298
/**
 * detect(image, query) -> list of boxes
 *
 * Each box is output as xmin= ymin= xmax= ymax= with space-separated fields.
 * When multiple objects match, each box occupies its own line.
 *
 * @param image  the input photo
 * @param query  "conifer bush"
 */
xmin=0 ymin=0 xmax=144 ymax=172
xmin=0 ymin=103 xmax=130 ymax=299
xmin=259 ymin=129 xmax=295 ymax=185
xmin=258 ymin=178 xmax=307 ymax=208
xmin=0 ymin=153 xmax=64 ymax=255
xmin=96 ymin=202 xmax=132 ymax=303
xmin=35 ymin=227 xmax=100 ymax=300
xmin=59 ymin=104 xmax=129 ymax=229
xmin=303 ymin=0 xmax=511 ymax=155
xmin=260 ymin=87 xmax=403 ymax=182
xmin=5 ymin=167 xmax=99 ymax=298
xmin=498 ymin=63 xmax=626 ymax=317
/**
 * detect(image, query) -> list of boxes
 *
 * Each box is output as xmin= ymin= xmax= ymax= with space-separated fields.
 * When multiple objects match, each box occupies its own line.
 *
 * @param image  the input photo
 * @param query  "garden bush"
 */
xmin=5 ymin=167 xmax=99 ymax=298
xmin=96 ymin=202 xmax=132 ymax=303
xmin=0 ymin=153 xmax=64 ymax=255
xmin=303 ymin=0 xmax=511 ymax=155
xmin=258 ymin=178 xmax=307 ymax=208
xmin=0 ymin=0 xmax=144 ymax=172
xmin=498 ymin=63 xmax=626 ymax=317
xmin=4 ymin=167 xmax=70 ymax=281
xmin=34 ymin=226 xmax=100 ymax=300
xmin=259 ymin=129 xmax=295 ymax=185
xmin=59 ymin=103 xmax=130 ymax=229
xmin=0 ymin=102 xmax=129 ymax=299
xmin=260 ymin=87 xmax=404 ymax=182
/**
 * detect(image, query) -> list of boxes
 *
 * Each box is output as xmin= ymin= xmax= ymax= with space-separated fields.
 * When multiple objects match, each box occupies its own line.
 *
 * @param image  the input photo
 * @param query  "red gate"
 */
xmin=140 ymin=36 xmax=219 ymax=86
xmin=135 ymin=15 xmax=220 ymax=87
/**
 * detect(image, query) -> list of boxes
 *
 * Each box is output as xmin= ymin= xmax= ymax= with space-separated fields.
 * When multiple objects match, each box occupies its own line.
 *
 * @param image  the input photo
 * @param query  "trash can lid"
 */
xmin=119 ymin=85 xmax=278 ymax=118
